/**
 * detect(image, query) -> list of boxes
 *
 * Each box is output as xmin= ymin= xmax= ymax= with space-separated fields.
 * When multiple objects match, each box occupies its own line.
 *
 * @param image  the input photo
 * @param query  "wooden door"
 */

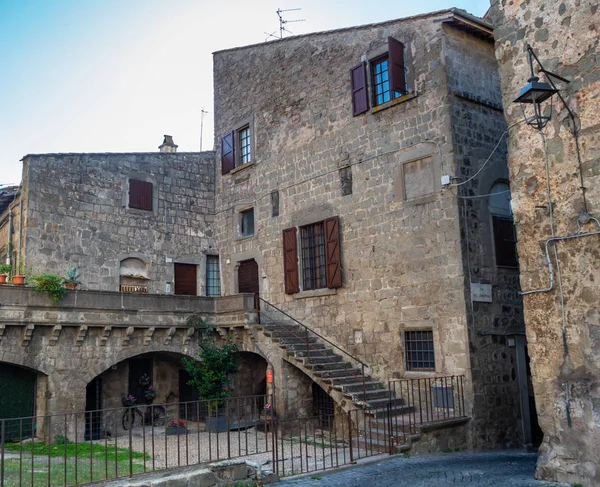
xmin=238 ymin=259 xmax=259 ymax=295
xmin=174 ymin=263 xmax=197 ymax=295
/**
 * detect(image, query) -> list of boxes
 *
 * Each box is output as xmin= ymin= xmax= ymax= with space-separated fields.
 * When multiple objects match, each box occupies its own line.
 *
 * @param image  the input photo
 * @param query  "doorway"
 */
xmin=129 ymin=358 xmax=153 ymax=403
xmin=85 ymin=377 xmax=102 ymax=441
xmin=0 ymin=363 xmax=36 ymax=440
xmin=237 ymin=259 xmax=259 ymax=295
xmin=174 ymin=263 xmax=197 ymax=295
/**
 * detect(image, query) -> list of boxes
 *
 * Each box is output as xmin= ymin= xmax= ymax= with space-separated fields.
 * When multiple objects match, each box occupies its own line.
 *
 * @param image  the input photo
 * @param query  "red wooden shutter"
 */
xmin=324 ymin=216 xmax=342 ymax=288
xmin=350 ymin=62 xmax=369 ymax=116
xmin=129 ymin=179 xmax=153 ymax=211
xmin=282 ymin=227 xmax=299 ymax=294
xmin=388 ymin=37 xmax=407 ymax=95
xmin=174 ymin=263 xmax=197 ymax=295
xmin=221 ymin=131 xmax=235 ymax=175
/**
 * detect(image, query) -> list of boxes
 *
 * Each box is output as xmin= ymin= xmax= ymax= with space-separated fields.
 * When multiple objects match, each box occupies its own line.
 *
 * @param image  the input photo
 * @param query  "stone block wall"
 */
xmin=11 ymin=151 xmax=216 ymax=293
xmin=490 ymin=0 xmax=600 ymax=484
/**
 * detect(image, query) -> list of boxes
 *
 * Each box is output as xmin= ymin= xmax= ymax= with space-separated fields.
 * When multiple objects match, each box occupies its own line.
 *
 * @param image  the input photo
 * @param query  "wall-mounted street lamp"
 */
xmin=513 ymin=45 xmax=565 ymax=130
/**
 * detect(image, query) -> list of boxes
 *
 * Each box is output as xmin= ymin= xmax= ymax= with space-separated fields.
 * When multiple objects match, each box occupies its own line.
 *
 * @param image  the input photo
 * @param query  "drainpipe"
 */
xmin=17 ymin=196 xmax=23 ymax=270
xmin=7 ymin=208 xmax=13 ymax=266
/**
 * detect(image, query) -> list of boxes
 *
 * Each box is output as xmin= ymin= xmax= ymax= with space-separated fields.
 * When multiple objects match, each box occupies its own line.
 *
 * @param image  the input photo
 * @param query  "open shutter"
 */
xmin=221 ymin=131 xmax=235 ymax=175
xmin=350 ymin=62 xmax=369 ymax=116
xmin=324 ymin=216 xmax=342 ymax=288
xmin=282 ymin=227 xmax=299 ymax=294
xmin=388 ymin=37 xmax=407 ymax=95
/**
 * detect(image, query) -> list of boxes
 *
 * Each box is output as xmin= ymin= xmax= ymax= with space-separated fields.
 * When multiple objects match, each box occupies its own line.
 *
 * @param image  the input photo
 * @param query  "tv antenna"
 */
xmin=200 ymin=108 xmax=209 ymax=151
xmin=276 ymin=8 xmax=305 ymax=39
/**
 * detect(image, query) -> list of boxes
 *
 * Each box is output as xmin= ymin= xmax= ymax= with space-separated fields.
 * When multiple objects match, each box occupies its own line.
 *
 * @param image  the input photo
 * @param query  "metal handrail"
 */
xmin=256 ymin=296 xmax=369 ymax=402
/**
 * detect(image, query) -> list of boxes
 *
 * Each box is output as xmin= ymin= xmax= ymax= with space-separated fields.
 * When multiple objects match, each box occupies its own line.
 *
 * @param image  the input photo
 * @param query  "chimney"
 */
xmin=158 ymin=135 xmax=178 ymax=153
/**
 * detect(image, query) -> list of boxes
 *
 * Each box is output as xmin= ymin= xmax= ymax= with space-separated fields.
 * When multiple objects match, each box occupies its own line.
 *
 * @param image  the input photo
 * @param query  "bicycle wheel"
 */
xmin=150 ymin=406 xmax=166 ymax=427
xmin=122 ymin=408 xmax=135 ymax=430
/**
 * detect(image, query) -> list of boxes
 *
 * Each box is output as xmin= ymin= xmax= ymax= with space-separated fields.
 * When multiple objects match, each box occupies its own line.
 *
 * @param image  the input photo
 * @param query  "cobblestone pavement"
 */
xmin=271 ymin=450 xmax=570 ymax=487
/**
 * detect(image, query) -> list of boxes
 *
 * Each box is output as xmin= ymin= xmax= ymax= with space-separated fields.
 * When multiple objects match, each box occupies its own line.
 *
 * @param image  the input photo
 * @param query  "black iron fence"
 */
xmin=0 ymin=378 xmax=468 ymax=486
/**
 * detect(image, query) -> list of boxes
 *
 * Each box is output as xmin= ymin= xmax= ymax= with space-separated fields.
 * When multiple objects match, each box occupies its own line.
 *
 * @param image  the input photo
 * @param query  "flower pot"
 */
xmin=65 ymin=282 xmax=78 ymax=290
xmin=166 ymin=425 xmax=188 ymax=436
xmin=12 ymin=275 xmax=25 ymax=285
xmin=0 ymin=274 xmax=7 ymax=284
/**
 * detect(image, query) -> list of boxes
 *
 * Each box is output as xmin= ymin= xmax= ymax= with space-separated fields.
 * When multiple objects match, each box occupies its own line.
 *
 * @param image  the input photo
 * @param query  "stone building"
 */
xmin=0 ymin=9 xmax=535 ymax=452
xmin=213 ymin=9 xmax=531 ymax=448
xmin=490 ymin=0 xmax=600 ymax=485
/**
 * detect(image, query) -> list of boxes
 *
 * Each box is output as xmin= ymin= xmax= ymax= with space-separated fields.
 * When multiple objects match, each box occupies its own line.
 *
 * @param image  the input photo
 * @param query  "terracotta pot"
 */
xmin=0 ymin=274 xmax=7 ymax=284
xmin=12 ymin=275 xmax=25 ymax=285
xmin=65 ymin=282 xmax=78 ymax=290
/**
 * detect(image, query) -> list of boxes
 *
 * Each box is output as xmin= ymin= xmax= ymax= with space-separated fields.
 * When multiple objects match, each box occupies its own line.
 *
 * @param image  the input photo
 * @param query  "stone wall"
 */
xmin=490 ymin=0 xmax=600 ymax=484
xmin=7 ymin=151 xmax=216 ymax=294
xmin=444 ymin=26 xmax=527 ymax=448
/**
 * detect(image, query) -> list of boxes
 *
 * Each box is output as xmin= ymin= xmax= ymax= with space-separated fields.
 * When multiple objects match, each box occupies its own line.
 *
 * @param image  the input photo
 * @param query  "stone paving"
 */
xmin=271 ymin=450 xmax=570 ymax=487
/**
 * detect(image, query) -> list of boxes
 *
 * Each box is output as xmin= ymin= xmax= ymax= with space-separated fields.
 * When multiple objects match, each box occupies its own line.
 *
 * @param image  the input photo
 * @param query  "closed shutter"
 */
xmin=350 ymin=62 xmax=369 ymax=116
xmin=129 ymin=180 xmax=153 ymax=211
xmin=221 ymin=131 xmax=235 ymax=175
xmin=174 ymin=263 xmax=198 ymax=295
xmin=388 ymin=37 xmax=407 ymax=95
xmin=238 ymin=259 xmax=259 ymax=294
xmin=324 ymin=216 xmax=342 ymax=288
xmin=282 ymin=227 xmax=300 ymax=294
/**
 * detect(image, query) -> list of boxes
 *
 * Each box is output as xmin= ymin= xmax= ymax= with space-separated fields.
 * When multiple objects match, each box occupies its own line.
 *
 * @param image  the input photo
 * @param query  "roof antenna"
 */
xmin=276 ymin=8 xmax=305 ymax=39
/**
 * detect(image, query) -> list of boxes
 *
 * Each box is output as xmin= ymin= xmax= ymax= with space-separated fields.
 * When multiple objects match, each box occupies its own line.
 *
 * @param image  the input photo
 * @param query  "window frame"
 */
xmin=236 ymin=125 xmax=252 ymax=167
xmin=128 ymin=179 xmax=153 ymax=211
xmin=205 ymin=255 xmax=221 ymax=297
xmin=488 ymin=182 xmax=518 ymax=268
xmin=300 ymin=221 xmax=327 ymax=291
xmin=370 ymin=54 xmax=403 ymax=107
xmin=404 ymin=330 xmax=436 ymax=371
xmin=240 ymin=208 xmax=255 ymax=238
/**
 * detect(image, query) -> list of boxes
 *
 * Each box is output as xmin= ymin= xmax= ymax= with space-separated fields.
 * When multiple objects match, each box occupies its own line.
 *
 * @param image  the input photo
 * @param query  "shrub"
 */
xmin=31 ymin=273 xmax=67 ymax=304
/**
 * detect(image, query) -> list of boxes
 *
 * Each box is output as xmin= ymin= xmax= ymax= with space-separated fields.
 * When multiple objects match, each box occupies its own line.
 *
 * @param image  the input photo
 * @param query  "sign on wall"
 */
xmin=471 ymin=282 xmax=493 ymax=302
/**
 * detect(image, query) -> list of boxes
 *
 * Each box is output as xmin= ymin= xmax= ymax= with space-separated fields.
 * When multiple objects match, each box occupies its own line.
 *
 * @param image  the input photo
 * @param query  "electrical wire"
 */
xmin=456 ymin=189 xmax=511 ymax=199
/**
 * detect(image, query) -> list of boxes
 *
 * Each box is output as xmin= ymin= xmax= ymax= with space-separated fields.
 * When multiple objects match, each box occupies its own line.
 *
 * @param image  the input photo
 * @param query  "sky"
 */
xmin=0 ymin=0 xmax=490 ymax=185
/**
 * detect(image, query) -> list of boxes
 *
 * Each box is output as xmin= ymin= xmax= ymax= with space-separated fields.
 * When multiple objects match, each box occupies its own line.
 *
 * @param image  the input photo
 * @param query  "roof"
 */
xmin=443 ymin=8 xmax=494 ymax=41
xmin=0 ymin=185 xmax=19 ymax=215
xmin=213 ymin=7 xmax=492 ymax=55
xmin=21 ymin=151 xmax=214 ymax=160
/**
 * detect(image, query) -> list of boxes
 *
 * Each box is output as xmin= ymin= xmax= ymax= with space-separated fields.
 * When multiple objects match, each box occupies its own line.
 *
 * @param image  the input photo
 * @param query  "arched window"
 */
xmin=488 ymin=182 xmax=518 ymax=267
xmin=119 ymin=258 xmax=149 ymax=293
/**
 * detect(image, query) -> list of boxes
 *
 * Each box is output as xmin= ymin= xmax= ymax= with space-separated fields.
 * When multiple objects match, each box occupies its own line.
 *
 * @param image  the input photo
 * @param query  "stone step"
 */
xmin=274 ymin=335 xmax=319 ymax=344
xmin=299 ymin=354 xmax=344 ymax=364
xmin=348 ymin=389 xmax=392 ymax=403
xmin=312 ymin=367 xmax=360 ymax=378
xmin=332 ymin=381 xmax=382 ymax=393
xmin=326 ymin=375 xmax=375 ymax=385
xmin=284 ymin=343 xmax=331 ymax=353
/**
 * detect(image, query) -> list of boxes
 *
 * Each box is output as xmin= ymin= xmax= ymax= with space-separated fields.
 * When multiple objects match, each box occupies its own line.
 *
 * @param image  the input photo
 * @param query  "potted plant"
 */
xmin=12 ymin=261 xmax=26 ymax=285
xmin=0 ymin=263 xmax=11 ymax=284
xmin=64 ymin=267 xmax=81 ymax=290
xmin=144 ymin=385 xmax=157 ymax=404
xmin=122 ymin=394 xmax=137 ymax=407
xmin=166 ymin=419 xmax=187 ymax=435
xmin=182 ymin=323 xmax=239 ymax=433
xmin=31 ymin=273 xmax=67 ymax=304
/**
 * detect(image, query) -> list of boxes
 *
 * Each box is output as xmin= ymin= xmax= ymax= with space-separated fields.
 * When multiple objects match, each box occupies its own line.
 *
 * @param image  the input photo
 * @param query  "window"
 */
xmin=282 ymin=216 xmax=342 ymax=295
xmin=350 ymin=37 xmax=408 ymax=115
xmin=301 ymin=222 xmax=326 ymax=290
xmin=206 ymin=255 xmax=221 ymax=297
xmin=221 ymin=123 xmax=253 ymax=175
xmin=129 ymin=179 xmax=153 ymax=211
xmin=240 ymin=208 xmax=255 ymax=237
xmin=404 ymin=330 xmax=435 ymax=371
xmin=489 ymin=182 xmax=518 ymax=267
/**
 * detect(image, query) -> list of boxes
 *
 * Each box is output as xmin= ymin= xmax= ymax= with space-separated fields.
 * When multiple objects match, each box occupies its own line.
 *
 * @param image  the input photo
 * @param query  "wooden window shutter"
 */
xmin=324 ymin=216 xmax=342 ymax=288
xmin=129 ymin=179 xmax=153 ymax=211
xmin=221 ymin=131 xmax=235 ymax=175
xmin=282 ymin=227 xmax=299 ymax=294
xmin=350 ymin=62 xmax=369 ymax=116
xmin=388 ymin=37 xmax=407 ymax=95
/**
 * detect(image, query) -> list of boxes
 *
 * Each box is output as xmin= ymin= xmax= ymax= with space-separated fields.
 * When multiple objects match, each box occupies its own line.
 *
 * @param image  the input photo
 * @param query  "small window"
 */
xmin=129 ymin=179 xmax=153 ymax=211
xmin=206 ymin=255 xmax=221 ymax=297
xmin=405 ymin=330 xmax=435 ymax=371
xmin=371 ymin=56 xmax=402 ymax=106
xmin=489 ymin=182 xmax=518 ymax=267
xmin=301 ymin=222 xmax=327 ymax=290
xmin=221 ymin=123 xmax=254 ymax=175
xmin=240 ymin=208 xmax=255 ymax=237
xmin=238 ymin=126 xmax=251 ymax=166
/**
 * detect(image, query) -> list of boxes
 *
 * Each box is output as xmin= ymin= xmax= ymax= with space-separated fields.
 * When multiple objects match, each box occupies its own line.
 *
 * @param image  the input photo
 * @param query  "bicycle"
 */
xmin=122 ymin=404 xmax=166 ymax=430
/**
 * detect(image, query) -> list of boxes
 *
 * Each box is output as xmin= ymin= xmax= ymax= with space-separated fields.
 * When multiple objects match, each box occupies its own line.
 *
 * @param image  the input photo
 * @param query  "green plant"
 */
xmin=0 ymin=263 xmax=11 ymax=275
xmin=54 ymin=435 xmax=71 ymax=445
xmin=402 ymin=452 xmax=410 ymax=458
xmin=31 ymin=273 xmax=67 ymax=304
xmin=182 ymin=324 xmax=239 ymax=413
xmin=14 ymin=260 xmax=26 ymax=275
xmin=571 ymin=484 xmax=583 ymax=487
xmin=65 ymin=267 xmax=81 ymax=284
xmin=310 ymin=475 xmax=323 ymax=480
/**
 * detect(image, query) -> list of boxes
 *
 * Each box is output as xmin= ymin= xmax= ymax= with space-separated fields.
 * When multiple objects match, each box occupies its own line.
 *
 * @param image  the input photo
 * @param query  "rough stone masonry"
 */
xmin=490 ymin=0 xmax=600 ymax=485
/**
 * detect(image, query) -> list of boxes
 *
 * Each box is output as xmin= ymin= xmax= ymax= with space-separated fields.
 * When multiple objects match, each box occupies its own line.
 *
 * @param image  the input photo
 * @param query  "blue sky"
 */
xmin=0 ymin=0 xmax=490 ymax=185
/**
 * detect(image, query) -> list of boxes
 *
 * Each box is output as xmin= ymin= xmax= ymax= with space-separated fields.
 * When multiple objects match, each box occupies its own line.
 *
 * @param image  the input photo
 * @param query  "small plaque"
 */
xmin=471 ymin=282 xmax=492 ymax=302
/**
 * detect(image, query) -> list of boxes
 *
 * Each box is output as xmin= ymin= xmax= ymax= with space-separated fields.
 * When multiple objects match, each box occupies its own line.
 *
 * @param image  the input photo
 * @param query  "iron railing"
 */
xmin=256 ymin=297 xmax=370 ymax=402
xmin=388 ymin=375 xmax=467 ymax=442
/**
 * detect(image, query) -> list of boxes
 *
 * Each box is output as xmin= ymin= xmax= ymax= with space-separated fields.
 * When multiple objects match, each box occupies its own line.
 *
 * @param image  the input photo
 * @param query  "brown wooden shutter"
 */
xmin=388 ymin=37 xmax=407 ymax=95
xmin=350 ymin=62 xmax=369 ymax=116
xmin=129 ymin=179 xmax=153 ymax=211
xmin=324 ymin=216 xmax=342 ymax=288
xmin=221 ymin=131 xmax=235 ymax=175
xmin=282 ymin=227 xmax=299 ymax=294
xmin=174 ymin=263 xmax=198 ymax=295
xmin=238 ymin=259 xmax=259 ymax=294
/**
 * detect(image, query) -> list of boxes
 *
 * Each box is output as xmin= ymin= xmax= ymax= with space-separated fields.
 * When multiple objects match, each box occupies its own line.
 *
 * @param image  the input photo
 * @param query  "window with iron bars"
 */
xmin=206 ymin=255 xmax=221 ymax=297
xmin=404 ymin=330 xmax=435 ymax=371
xmin=300 ymin=221 xmax=326 ymax=290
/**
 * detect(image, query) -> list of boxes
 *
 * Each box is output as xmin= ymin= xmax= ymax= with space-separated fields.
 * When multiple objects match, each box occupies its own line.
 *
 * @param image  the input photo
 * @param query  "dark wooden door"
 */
xmin=128 ymin=358 xmax=153 ymax=403
xmin=238 ymin=259 xmax=259 ymax=295
xmin=174 ymin=263 xmax=197 ymax=295
xmin=0 ymin=364 xmax=36 ymax=440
